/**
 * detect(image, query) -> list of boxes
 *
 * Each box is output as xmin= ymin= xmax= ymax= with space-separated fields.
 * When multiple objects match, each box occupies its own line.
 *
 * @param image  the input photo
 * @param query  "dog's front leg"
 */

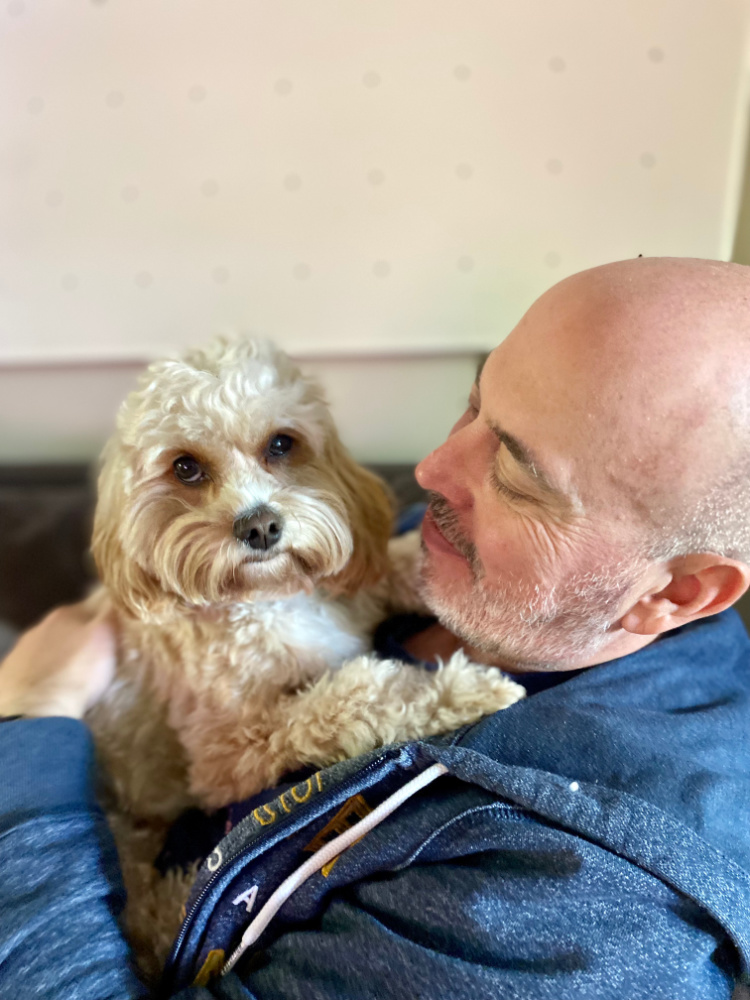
xmin=178 ymin=652 xmax=524 ymax=809
xmin=267 ymin=652 xmax=525 ymax=771
xmin=174 ymin=693 xmax=296 ymax=808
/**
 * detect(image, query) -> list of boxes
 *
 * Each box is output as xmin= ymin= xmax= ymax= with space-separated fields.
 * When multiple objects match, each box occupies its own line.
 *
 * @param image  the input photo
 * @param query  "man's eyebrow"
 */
xmin=488 ymin=420 xmax=571 ymax=504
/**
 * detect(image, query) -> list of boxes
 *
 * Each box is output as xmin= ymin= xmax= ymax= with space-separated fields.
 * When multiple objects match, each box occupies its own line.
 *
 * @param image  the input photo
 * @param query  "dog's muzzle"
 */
xmin=233 ymin=506 xmax=284 ymax=551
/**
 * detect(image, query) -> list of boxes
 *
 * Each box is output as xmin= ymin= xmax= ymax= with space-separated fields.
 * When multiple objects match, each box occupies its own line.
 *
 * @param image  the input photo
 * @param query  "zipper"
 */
xmin=162 ymin=746 xmax=413 ymax=982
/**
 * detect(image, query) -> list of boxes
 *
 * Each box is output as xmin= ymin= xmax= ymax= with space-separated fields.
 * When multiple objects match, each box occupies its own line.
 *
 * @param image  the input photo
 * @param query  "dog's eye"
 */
xmin=266 ymin=434 xmax=294 ymax=458
xmin=173 ymin=455 xmax=205 ymax=484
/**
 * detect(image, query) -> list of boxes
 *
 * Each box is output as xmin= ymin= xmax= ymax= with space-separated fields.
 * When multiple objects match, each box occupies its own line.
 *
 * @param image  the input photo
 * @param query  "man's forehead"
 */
xmin=476 ymin=333 xmax=669 ymax=512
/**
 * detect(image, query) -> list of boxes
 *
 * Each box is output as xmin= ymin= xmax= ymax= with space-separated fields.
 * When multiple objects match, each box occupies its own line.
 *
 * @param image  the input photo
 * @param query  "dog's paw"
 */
xmin=269 ymin=651 xmax=525 ymax=769
xmin=429 ymin=650 xmax=525 ymax=726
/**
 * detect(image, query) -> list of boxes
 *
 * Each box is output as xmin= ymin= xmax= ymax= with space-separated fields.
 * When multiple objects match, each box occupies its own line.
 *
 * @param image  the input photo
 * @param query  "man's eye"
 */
xmin=266 ymin=433 xmax=295 ymax=458
xmin=173 ymin=454 xmax=206 ymax=484
xmin=490 ymin=468 xmax=530 ymax=504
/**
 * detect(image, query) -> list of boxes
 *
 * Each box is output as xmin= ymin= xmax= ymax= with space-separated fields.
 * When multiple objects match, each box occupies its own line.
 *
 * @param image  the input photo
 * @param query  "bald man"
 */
xmin=0 ymin=258 xmax=749 ymax=1000
xmin=411 ymin=258 xmax=749 ymax=662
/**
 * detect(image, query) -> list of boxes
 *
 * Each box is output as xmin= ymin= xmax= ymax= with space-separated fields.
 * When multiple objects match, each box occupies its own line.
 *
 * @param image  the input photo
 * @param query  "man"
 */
xmin=1 ymin=257 xmax=749 ymax=999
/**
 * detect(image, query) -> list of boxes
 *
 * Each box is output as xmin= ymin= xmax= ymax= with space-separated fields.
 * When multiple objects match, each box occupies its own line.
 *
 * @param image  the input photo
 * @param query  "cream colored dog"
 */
xmin=85 ymin=337 xmax=524 ymax=977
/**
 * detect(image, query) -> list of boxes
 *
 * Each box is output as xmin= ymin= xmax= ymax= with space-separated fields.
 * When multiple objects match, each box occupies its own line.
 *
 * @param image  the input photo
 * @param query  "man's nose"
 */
xmin=416 ymin=431 xmax=474 ymax=509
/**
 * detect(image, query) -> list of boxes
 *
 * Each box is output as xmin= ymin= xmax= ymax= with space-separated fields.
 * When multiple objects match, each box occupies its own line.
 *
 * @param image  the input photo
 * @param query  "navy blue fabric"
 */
xmin=156 ymin=807 xmax=230 ymax=877
xmin=373 ymin=611 xmax=441 ymax=669
xmin=394 ymin=502 xmax=429 ymax=534
xmin=0 ymin=717 xmax=149 ymax=998
xmin=459 ymin=609 xmax=750 ymax=871
xmin=0 ymin=611 xmax=749 ymax=999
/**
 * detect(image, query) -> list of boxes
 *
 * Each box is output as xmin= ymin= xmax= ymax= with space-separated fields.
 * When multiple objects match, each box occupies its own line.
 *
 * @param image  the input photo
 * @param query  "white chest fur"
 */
xmin=120 ymin=587 xmax=384 ymax=708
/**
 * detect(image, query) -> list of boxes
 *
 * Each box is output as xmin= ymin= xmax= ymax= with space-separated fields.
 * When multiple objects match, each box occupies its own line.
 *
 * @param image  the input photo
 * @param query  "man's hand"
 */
xmin=0 ymin=604 xmax=116 ymax=719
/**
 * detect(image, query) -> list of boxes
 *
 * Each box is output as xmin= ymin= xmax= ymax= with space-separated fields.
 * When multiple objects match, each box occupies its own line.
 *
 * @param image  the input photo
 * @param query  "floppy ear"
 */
xmin=91 ymin=443 xmax=164 ymax=618
xmin=321 ymin=436 xmax=394 ymax=597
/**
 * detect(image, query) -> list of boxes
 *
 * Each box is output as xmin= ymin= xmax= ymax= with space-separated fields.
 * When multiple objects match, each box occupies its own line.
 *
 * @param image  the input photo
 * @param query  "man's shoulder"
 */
xmin=447 ymin=607 xmax=750 ymax=866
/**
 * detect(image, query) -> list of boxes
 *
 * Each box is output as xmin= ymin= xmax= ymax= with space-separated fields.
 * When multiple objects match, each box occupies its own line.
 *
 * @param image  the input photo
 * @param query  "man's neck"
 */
xmin=402 ymin=621 xmax=660 ymax=674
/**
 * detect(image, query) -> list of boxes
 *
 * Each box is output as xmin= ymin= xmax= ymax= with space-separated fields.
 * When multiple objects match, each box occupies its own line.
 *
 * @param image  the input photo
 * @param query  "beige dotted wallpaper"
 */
xmin=1 ymin=0 xmax=749 ymax=362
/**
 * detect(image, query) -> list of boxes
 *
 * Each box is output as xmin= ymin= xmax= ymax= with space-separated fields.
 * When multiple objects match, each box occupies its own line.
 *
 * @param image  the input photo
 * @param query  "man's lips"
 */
xmin=421 ymin=508 xmax=465 ymax=559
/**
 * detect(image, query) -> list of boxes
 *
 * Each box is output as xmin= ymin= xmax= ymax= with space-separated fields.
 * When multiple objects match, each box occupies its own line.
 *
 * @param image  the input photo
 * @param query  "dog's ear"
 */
xmin=321 ymin=437 xmax=394 ymax=597
xmin=92 ymin=444 xmax=163 ymax=618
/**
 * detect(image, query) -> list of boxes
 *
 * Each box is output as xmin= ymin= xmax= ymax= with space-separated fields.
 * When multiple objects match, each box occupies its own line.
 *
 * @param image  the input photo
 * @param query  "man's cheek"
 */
xmin=474 ymin=511 xmax=548 ymax=585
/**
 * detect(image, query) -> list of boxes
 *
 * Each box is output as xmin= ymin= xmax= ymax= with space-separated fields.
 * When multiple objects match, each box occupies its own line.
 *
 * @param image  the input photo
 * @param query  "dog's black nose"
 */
xmin=233 ymin=507 xmax=284 ymax=550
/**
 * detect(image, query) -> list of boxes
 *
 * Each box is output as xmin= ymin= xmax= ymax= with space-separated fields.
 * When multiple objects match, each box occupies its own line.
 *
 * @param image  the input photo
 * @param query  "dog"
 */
xmin=84 ymin=337 xmax=524 ymax=978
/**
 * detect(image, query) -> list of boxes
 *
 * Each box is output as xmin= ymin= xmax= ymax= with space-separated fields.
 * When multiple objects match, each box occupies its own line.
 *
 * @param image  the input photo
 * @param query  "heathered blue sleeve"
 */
xmin=0 ymin=718 xmax=222 ymax=1000
xmin=0 ymin=717 xmax=152 ymax=998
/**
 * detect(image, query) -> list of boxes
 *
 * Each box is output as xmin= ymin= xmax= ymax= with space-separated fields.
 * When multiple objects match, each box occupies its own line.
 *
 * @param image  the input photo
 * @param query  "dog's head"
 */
xmin=93 ymin=338 xmax=393 ymax=616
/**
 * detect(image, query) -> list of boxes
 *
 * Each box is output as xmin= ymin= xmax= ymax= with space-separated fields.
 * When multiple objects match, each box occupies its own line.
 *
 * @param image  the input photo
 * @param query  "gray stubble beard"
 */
xmin=419 ymin=494 xmax=643 ymax=672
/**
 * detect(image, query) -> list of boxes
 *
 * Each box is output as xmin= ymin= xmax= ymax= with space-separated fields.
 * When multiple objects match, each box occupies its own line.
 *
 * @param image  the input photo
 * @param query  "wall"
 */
xmin=2 ymin=0 xmax=748 ymax=366
xmin=2 ymin=1 xmax=750 ymax=465
xmin=732 ymin=109 xmax=750 ymax=266
xmin=0 ymin=353 xmax=479 ymax=465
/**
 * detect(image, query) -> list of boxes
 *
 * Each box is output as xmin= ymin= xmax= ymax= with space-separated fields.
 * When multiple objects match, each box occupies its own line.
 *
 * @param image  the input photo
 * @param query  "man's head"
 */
xmin=416 ymin=257 xmax=750 ymax=671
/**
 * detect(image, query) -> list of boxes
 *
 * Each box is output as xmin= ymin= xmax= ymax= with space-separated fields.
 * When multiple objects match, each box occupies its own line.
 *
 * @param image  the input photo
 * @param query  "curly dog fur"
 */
xmin=84 ymin=337 xmax=524 ymax=980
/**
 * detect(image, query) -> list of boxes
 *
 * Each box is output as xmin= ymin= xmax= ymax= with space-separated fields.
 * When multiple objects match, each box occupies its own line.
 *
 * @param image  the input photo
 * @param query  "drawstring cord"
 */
xmin=222 ymin=761 xmax=449 ymax=975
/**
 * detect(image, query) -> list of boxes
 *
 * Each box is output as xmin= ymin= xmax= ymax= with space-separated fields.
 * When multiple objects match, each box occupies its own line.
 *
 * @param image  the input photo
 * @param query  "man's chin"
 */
xmin=417 ymin=570 xmax=593 ymax=672
xmin=417 ymin=561 xmax=483 ymax=642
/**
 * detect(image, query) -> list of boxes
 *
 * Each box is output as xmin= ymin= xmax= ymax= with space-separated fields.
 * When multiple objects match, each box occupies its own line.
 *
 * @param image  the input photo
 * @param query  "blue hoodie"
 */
xmin=0 ymin=609 xmax=749 ymax=999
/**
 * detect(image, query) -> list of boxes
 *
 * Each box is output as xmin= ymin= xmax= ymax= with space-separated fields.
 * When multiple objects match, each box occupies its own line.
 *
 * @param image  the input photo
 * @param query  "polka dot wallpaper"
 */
xmin=1 ymin=0 xmax=749 ymax=361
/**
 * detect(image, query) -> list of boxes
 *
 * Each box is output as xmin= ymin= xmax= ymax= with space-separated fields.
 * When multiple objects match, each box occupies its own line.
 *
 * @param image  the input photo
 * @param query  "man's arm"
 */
xmin=0 ymin=609 xmax=257 ymax=1000
xmin=0 ymin=718 xmax=735 ymax=1000
xmin=0 ymin=716 xmax=152 ymax=998
xmin=0 ymin=608 xmax=148 ymax=997
xmin=0 ymin=606 xmax=221 ymax=999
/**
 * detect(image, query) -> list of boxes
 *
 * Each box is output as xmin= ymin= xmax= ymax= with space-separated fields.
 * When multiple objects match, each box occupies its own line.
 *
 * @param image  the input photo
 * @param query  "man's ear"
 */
xmin=620 ymin=555 xmax=750 ymax=636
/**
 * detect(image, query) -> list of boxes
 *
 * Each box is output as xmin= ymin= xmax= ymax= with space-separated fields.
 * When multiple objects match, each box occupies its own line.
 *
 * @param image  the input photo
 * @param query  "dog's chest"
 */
xmin=227 ymin=592 xmax=376 ymax=677
xmin=254 ymin=591 xmax=377 ymax=664
xmin=125 ymin=591 xmax=380 ymax=700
